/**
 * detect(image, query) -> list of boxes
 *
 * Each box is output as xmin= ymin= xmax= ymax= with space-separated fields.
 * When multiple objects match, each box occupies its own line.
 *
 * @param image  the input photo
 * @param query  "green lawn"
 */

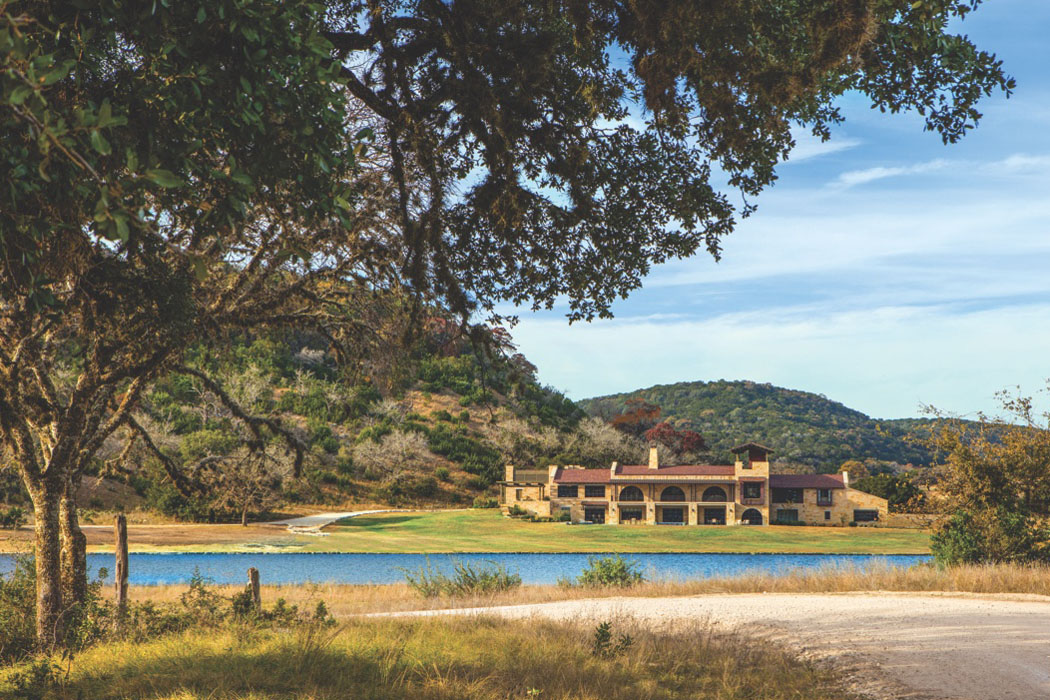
xmin=303 ymin=509 xmax=929 ymax=554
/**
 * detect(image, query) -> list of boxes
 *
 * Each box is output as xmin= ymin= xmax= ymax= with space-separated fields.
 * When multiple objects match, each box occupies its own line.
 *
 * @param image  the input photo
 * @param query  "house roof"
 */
xmin=616 ymin=464 xmax=735 ymax=477
xmin=769 ymin=473 xmax=846 ymax=489
xmin=552 ymin=468 xmax=611 ymax=483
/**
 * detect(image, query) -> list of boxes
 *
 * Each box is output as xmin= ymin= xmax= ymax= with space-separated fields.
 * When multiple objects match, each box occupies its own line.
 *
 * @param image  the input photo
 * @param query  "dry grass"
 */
xmin=129 ymin=561 xmax=1050 ymax=618
xmin=4 ymin=616 xmax=856 ymax=699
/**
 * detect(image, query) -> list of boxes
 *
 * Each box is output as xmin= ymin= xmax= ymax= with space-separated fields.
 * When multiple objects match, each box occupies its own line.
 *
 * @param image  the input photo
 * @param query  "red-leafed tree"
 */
xmin=644 ymin=421 xmax=708 ymax=456
xmin=610 ymin=399 xmax=662 ymax=437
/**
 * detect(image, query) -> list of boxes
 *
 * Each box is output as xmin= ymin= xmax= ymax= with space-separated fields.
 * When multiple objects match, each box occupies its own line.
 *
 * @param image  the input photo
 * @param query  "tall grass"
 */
xmin=124 ymin=561 xmax=1050 ymax=619
xmin=2 ymin=616 xmax=857 ymax=700
xmin=400 ymin=558 xmax=522 ymax=597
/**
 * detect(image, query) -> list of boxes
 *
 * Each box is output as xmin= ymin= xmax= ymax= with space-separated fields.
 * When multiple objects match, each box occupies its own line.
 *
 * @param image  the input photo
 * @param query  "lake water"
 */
xmin=0 ymin=552 xmax=930 ymax=586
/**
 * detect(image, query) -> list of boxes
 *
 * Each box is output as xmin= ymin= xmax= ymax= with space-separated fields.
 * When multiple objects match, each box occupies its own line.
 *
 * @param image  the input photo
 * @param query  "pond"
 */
xmin=0 ymin=552 xmax=930 ymax=586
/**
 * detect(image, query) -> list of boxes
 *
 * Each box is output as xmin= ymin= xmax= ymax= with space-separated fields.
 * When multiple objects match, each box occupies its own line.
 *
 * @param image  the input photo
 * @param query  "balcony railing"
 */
xmin=740 ymin=497 xmax=764 ymax=505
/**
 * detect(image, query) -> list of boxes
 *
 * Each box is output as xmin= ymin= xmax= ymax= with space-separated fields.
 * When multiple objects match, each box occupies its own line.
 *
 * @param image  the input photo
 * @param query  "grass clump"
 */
xmin=402 ymin=558 xmax=522 ymax=598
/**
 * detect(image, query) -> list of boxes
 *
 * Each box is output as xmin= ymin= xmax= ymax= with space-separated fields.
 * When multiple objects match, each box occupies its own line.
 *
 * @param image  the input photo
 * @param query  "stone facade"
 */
xmin=499 ymin=443 xmax=889 ymax=527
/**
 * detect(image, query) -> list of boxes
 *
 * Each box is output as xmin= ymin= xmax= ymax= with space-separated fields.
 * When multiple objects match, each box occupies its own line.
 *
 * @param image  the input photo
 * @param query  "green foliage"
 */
xmin=178 ymin=429 xmax=239 ymax=463
xmin=570 ymin=555 xmax=646 ymax=588
xmin=582 ymin=380 xmax=936 ymax=470
xmin=0 ymin=555 xmax=36 ymax=663
xmin=472 ymin=496 xmax=498 ymax=509
xmin=591 ymin=621 xmax=634 ymax=659
xmin=0 ymin=506 xmax=26 ymax=529
xmin=401 ymin=559 xmax=522 ymax=598
xmin=855 ymin=473 xmax=924 ymax=512
xmin=426 ymin=424 xmax=502 ymax=485
xmin=434 ymin=467 xmax=451 ymax=482
xmin=931 ymin=509 xmax=1047 ymax=566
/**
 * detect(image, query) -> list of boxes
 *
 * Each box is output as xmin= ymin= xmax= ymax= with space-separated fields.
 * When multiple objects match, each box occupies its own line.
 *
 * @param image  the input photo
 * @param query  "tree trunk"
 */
xmin=30 ymin=482 xmax=64 ymax=649
xmin=114 ymin=513 xmax=128 ymax=620
xmin=241 ymin=503 xmax=249 ymax=527
xmin=60 ymin=477 xmax=87 ymax=607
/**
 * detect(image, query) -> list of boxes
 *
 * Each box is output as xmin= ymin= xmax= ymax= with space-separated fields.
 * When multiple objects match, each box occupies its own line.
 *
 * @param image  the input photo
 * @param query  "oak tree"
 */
xmin=2 ymin=0 xmax=1012 ymax=645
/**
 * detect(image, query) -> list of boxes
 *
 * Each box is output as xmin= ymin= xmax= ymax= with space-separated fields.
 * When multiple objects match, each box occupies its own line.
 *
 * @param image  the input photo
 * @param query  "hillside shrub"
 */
xmin=0 ymin=506 xmax=26 ymax=530
xmin=463 ymin=475 xmax=488 ymax=491
xmin=178 ymin=429 xmax=239 ymax=463
xmin=431 ymin=409 xmax=453 ymax=422
xmin=401 ymin=559 xmax=521 ymax=598
xmin=472 ymin=496 xmax=498 ymax=508
xmin=567 ymin=555 xmax=645 ymax=588
xmin=434 ymin=467 xmax=451 ymax=482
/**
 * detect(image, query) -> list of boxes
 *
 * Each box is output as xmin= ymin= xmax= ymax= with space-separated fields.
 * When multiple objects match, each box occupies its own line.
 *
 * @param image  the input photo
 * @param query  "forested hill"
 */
xmin=578 ymin=380 xmax=934 ymax=472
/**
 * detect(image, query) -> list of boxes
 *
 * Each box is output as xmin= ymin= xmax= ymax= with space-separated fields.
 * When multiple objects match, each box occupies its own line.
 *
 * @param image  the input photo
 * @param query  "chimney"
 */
xmin=610 ymin=461 xmax=618 ymax=478
xmin=648 ymin=447 xmax=659 ymax=470
xmin=841 ymin=470 xmax=850 ymax=489
xmin=504 ymin=464 xmax=515 ymax=482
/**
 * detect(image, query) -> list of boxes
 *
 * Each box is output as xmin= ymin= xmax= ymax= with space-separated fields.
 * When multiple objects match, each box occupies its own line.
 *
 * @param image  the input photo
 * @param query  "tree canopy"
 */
xmin=1 ymin=0 xmax=1013 ymax=646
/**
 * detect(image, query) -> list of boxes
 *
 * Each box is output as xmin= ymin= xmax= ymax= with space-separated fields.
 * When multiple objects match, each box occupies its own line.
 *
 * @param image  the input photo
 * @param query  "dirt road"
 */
xmin=385 ymin=592 xmax=1050 ymax=700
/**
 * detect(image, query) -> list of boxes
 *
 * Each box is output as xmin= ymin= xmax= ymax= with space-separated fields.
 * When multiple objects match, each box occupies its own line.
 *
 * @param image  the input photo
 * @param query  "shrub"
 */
xmin=472 ymin=496 xmax=498 ymax=508
xmin=555 ymin=510 xmax=571 ymax=522
xmin=463 ymin=475 xmax=489 ymax=491
xmin=458 ymin=410 xmax=470 ymax=422
xmin=0 ymin=505 xmax=26 ymax=530
xmin=571 ymin=554 xmax=645 ymax=588
xmin=591 ymin=621 xmax=633 ymax=658
xmin=507 ymin=504 xmax=529 ymax=517
xmin=434 ymin=466 xmax=451 ymax=482
xmin=431 ymin=409 xmax=453 ymax=422
xmin=0 ymin=554 xmax=36 ymax=663
xmin=402 ymin=559 xmax=521 ymax=598
xmin=931 ymin=508 xmax=1046 ymax=566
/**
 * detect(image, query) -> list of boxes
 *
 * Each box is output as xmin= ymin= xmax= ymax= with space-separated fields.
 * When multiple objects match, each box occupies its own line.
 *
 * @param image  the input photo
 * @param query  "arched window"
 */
xmin=618 ymin=486 xmax=644 ymax=502
xmin=740 ymin=508 xmax=763 ymax=525
xmin=660 ymin=486 xmax=686 ymax=502
xmin=701 ymin=486 xmax=727 ymax=502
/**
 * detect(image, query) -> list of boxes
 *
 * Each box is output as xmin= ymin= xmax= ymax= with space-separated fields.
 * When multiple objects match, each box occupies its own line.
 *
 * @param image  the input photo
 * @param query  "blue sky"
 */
xmin=507 ymin=0 xmax=1050 ymax=419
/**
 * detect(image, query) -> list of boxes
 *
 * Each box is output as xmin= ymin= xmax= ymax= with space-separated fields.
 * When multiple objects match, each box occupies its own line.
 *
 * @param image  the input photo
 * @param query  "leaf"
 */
xmin=145 ymin=169 xmax=183 ymax=188
xmin=90 ymin=130 xmax=112 ymax=155
xmin=113 ymin=214 xmax=130 ymax=242
xmin=9 ymin=85 xmax=33 ymax=105
xmin=40 ymin=60 xmax=74 ymax=86
xmin=196 ymin=6 xmax=206 ymax=23
xmin=98 ymin=100 xmax=113 ymax=127
xmin=231 ymin=172 xmax=253 ymax=187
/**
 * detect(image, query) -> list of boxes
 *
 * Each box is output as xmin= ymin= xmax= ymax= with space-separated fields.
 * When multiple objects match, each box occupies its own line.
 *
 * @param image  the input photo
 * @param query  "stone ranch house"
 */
xmin=499 ymin=443 xmax=888 ymax=526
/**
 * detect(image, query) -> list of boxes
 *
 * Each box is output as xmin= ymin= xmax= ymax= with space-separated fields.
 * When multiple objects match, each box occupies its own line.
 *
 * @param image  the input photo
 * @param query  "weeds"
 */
xmin=401 ymin=558 xmax=522 ymax=598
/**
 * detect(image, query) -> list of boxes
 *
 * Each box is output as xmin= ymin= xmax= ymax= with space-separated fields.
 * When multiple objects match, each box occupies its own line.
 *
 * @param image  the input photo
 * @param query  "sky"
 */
xmin=505 ymin=0 xmax=1050 ymax=420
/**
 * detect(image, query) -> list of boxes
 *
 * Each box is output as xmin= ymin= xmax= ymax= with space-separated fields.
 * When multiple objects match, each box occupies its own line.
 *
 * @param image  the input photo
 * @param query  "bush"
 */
xmin=931 ymin=508 xmax=1046 ymax=566
xmin=0 ymin=554 xmax=36 ymax=663
xmin=402 ymin=559 xmax=521 ymax=598
xmin=434 ymin=466 xmax=451 ymax=482
xmin=463 ymin=475 xmax=489 ymax=491
xmin=0 ymin=505 xmax=26 ymax=530
xmin=591 ymin=621 xmax=634 ymax=659
xmin=569 ymin=554 xmax=645 ymax=588
xmin=431 ymin=409 xmax=453 ymax=422
xmin=472 ymin=496 xmax=498 ymax=508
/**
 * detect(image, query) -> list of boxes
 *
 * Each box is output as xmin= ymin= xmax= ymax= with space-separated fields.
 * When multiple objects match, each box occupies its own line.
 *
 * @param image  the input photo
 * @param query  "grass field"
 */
xmin=3 ymin=509 xmax=929 ymax=554
xmin=309 ymin=509 xmax=930 ymax=554
xmin=0 ymin=617 xmax=856 ymax=700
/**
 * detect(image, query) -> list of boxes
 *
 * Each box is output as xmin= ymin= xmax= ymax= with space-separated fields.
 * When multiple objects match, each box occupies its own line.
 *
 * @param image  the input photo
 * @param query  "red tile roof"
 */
xmin=616 ymin=464 xmax=735 ymax=477
xmin=770 ymin=474 xmax=846 ymax=489
xmin=553 ymin=468 xmax=611 ymax=483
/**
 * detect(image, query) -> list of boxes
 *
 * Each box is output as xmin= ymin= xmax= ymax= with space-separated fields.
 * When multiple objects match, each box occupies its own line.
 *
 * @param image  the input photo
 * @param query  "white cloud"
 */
xmin=785 ymin=132 xmax=862 ymax=163
xmin=832 ymin=158 xmax=950 ymax=188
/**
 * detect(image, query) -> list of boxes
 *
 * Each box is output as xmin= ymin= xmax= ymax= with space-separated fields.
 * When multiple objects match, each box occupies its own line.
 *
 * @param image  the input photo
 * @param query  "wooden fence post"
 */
xmin=115 ymin=514 xmax=128 ymax=618
xmin=247 ymin=567 xmax=261 ymax=611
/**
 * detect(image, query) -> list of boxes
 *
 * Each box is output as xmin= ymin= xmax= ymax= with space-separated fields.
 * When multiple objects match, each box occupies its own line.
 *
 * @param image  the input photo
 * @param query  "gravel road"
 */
xmin=383 ymin=592 xmax=1050 ymax=700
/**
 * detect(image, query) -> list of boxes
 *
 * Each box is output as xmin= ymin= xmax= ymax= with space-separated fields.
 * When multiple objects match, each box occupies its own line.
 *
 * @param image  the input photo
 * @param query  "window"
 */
xmin=619 ymin=506 xmax=644 ymax=522
xmin=515 ymin=489 xmax=523 ymax=500
xmin=584 ymin=485 xmax=605 ymax=498
xmin=771 ymin=488 xmax=802 ymax=503
xmin=702 ymin=486 xmax=727 ymax=502
xmin=854 ymin=509 xmax=879 ymax=522
xmin=817 ymin=488 xmax=833 ymax=505
xmin=775 ymin=509 xmax=799 ymax=523
xmin=618 ymin=486 xmax=644 ymax=501
xmin=557 ymin=485 xmax=578 ymax=498
xmin=824 ymin=510 xmax=831 ymax=520
xmin=660 ymin=486 xmax=686 ymax=501
xmin=742 ymin=482 xmax=762 ymax=500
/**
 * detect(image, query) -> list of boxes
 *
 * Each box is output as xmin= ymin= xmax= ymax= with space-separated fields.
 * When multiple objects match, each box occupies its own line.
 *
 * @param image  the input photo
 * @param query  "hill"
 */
xmin=579 ymin=380 xmax=935 ymax=472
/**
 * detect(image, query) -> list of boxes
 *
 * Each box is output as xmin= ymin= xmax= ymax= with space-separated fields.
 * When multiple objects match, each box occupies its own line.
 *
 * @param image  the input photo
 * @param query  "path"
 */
xmin=381 ymin=592 xmax=1050 ymax=700
xmin=265 ymin=509 xmax=403 ymax=532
